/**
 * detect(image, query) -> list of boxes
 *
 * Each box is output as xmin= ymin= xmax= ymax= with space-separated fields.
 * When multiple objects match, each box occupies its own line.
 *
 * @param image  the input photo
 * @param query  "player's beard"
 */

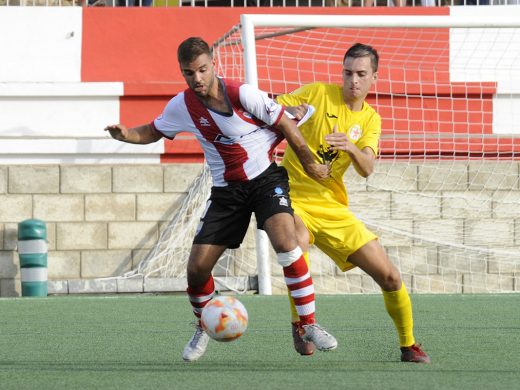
xmin=192 ymin=82 xmax=208 ymax=97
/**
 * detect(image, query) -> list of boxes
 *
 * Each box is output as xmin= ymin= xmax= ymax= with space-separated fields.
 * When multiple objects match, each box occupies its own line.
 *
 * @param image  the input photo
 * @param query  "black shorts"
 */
xmin=193 ymin=163 xmax=294 ymax=249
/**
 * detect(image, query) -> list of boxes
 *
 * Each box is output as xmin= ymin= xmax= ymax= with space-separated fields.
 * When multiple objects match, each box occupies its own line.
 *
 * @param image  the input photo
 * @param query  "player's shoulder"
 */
xmin=165 ymin=91 xmax=187 ymax=110
xmin=303 ymin=81 xmax=339 ymax=93
xmin=225 ymin=78 xmax=264 ymax=100
xmin=361 ymin=101 xmax=382 ymax=128
xmin=307 ymin=82 xmax=342 ymax=102
xmin=223 ymin=77 xmax=244 ymax=90
xmin=290 ymin=82 xmax=339 ymax=104
xmin=362 ymin=101 xmax=381 ymax=118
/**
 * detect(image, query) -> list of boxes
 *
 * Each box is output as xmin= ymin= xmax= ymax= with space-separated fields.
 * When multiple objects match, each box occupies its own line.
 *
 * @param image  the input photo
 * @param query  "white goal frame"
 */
xmin=239 ymin=13 xmax=520 ymax=295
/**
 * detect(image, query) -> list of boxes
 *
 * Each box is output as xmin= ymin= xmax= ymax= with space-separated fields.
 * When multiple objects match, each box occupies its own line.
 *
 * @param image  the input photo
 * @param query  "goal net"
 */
xmin=133 ymin=14 xmax=520 ymax=295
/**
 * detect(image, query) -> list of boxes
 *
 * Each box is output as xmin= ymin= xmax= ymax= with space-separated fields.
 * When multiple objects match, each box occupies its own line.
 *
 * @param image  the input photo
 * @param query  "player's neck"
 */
xmin=199 ymin=78 xmax=231 ymax=114
xmin=344 ymin=99 xmax=364 ymax=112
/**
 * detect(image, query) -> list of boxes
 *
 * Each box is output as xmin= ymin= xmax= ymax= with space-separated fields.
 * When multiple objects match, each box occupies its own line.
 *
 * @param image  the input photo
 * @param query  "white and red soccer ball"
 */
xmin=200 ymin=296 xmax=248 ymax=342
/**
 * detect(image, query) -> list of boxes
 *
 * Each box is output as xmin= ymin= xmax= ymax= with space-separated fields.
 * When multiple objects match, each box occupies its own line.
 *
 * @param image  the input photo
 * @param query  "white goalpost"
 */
xmin=130 ymin=13 xmax=520 ymax=295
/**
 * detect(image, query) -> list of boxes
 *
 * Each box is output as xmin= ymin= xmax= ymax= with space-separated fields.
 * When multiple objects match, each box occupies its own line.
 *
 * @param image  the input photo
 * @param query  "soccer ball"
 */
xmin=200 ymin=296 xmax=248 ymax=342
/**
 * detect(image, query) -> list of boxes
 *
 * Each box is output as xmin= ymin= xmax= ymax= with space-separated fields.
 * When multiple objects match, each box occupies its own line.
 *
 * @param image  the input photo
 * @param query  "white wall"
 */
xmin=0 ymin=8 xmax=82 ymax=82
xmin=0 ymin=8 xmax=163 ymax=163
xmin=450 ymin=6 xmax=520 ymax=135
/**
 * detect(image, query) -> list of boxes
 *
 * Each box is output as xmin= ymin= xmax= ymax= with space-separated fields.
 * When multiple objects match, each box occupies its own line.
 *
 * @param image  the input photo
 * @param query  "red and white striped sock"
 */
xmin=187 ymin=275 xmax=215 ymax=320
xmin=281 ymin=249 xmax=316 ymax=325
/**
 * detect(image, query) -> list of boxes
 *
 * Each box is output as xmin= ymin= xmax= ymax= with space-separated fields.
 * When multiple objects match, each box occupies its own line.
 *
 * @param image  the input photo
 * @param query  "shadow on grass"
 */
xmin=1 ymin=359 xmax=518 ymax=375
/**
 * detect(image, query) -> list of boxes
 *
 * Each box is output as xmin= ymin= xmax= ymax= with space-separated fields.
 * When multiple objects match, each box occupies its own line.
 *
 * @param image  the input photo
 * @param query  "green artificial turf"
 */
xmin=0 ymin=294 xmax=518 ymax=390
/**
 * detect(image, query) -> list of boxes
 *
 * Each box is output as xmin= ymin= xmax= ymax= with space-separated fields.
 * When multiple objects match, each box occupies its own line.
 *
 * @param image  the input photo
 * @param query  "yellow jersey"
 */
xmin=277 ymin=82 xmax=381 ymax=216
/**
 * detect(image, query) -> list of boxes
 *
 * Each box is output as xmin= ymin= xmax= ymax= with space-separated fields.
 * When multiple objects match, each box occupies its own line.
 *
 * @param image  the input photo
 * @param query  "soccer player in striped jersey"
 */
xmin=277 ymin=43 xmax=430 ymax=363
xmin=105 ymin=37 xmax=337 ymax=362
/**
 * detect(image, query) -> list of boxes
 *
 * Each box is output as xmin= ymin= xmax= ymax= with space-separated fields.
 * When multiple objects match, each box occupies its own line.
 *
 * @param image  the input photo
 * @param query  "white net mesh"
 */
xmin=131 ymin=22 xmax=520 ymax=294
xmin=126 ymin=163 xmax=259 ymax=293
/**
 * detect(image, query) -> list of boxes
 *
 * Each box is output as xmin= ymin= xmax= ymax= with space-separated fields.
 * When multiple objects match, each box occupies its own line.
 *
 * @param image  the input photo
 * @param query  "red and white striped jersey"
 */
xmin=152 ymin=78 xmax=285 ymax=187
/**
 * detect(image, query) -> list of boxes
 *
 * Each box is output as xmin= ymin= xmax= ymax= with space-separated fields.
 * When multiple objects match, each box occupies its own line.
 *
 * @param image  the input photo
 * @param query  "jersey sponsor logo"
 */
xmin=348 ymin=125 xmax=362 ymax=141
xmin=279 ymin=196 xmax=288 ymax=207
xmin=214 ymin=127 xmax=265 ymax=145
xmin=326 ymin=112 xmax=338 ymax=119
xmin=199 ymin=117 xmax=211 ymax=127
xmin=214 ymin=134 xmax=236 ymax=145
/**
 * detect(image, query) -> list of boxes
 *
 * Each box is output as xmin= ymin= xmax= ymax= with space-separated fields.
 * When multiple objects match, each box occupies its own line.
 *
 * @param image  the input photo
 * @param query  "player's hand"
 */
xmin=285 ymin=104 xmax=309 ymax=121
xmin=303 ymin=162 xmax=331 ymax=182
xmin=324 ymin=125 xmax=355 ymax=153
xmin=104 ymin=124 xmax=129 ymax=141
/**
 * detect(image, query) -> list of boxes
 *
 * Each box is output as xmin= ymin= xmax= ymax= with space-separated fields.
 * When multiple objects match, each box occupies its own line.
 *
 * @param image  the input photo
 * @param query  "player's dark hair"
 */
xmin=177 ymin=37 xmax=212 ymax=64
xmin=343 ymin=43 xmax=379 ymax=73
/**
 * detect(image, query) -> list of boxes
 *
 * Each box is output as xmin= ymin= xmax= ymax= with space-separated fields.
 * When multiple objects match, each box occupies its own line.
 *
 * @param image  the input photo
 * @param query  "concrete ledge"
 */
xmin=47 ymin=276 xmax=259 ymax=294
xmin=0 ymin=82 xmax=124 ymax=97
xmin=68 ymin=279 xmax=117 ymax=294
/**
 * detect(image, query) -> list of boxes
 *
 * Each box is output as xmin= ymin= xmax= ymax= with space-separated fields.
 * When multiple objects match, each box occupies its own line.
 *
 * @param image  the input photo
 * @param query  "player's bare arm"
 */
xmin=325 ymin=126 xmax=375 ymax=177
xmin=105 ymin=123 xmax=162 ymax=144
xmin=275 ymin=114 xmax=330 ymax=181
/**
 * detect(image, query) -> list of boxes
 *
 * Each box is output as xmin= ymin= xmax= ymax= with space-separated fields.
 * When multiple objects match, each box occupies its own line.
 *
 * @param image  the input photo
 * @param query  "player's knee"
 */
xmin=186 ymin=262 xmax=211 ymax=286
xmin=380 ymin=270 xmax=402 ymax=291
xmin=277 ymin=247 xmax=303 ymax=267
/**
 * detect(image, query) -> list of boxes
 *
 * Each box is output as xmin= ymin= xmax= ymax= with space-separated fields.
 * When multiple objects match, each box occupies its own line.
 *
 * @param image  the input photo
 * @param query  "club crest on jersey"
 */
xmin=318 ymin=145 xmax=339 ymax=165
xmin=348 ymin=125 xmax=362 ymax=141
xmin=199 ymin=117 xmax=211 ymax=127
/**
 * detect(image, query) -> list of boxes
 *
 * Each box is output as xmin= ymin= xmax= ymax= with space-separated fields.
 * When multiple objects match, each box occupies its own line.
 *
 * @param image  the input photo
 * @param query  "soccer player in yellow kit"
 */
xmin=277 ymin=43 xmax=431 ymax=363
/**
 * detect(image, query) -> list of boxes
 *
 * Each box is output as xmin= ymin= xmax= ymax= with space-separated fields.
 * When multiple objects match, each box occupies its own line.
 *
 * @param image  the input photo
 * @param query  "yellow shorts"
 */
xmin=293 ymin=202 xmax=377 ymax=272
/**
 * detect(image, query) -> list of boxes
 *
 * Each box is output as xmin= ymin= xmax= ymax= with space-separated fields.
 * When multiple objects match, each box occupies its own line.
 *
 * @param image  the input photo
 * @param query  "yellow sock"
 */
xmin=287 ymin=252 xmax=310 ymax=323
xmin=382 ymin=282 xmax=416 ymax=347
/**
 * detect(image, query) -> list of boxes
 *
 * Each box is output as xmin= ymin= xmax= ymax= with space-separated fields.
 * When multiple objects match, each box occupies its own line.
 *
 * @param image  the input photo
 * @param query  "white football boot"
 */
xmin=182 ymin=323 xmax=210 ymax=362
xmin=301 ymin=323 xmax=338 ymax=351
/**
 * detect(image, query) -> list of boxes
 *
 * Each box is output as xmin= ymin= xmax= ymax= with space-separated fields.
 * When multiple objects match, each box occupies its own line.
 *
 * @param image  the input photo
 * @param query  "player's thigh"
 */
xmin=294 ymin=214 xmax=310 ymax=252
xmin=348 ymin=240 xmax=401 ymax=290
xmin=263 ymin=212 xmax=298 ymax=252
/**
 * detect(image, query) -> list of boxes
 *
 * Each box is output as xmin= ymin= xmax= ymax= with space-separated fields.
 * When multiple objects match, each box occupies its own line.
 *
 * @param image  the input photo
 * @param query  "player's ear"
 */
xmin=373 ymin=71 xmax=378 ymax=82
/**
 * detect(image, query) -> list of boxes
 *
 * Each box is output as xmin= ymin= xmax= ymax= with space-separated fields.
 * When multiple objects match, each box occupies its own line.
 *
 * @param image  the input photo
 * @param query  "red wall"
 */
xmin=82 ymin=7 xmax=448 ymax=85
xmin=89 ymin=7 xmax=517 ymax=162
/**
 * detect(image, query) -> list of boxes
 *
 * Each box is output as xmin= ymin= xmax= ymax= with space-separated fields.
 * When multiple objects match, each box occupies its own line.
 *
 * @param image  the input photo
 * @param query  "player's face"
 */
xmin=342 ymin=56 xmax=377 ymax=102
xmin=180 ymin=53 xmax=217 ymax=98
